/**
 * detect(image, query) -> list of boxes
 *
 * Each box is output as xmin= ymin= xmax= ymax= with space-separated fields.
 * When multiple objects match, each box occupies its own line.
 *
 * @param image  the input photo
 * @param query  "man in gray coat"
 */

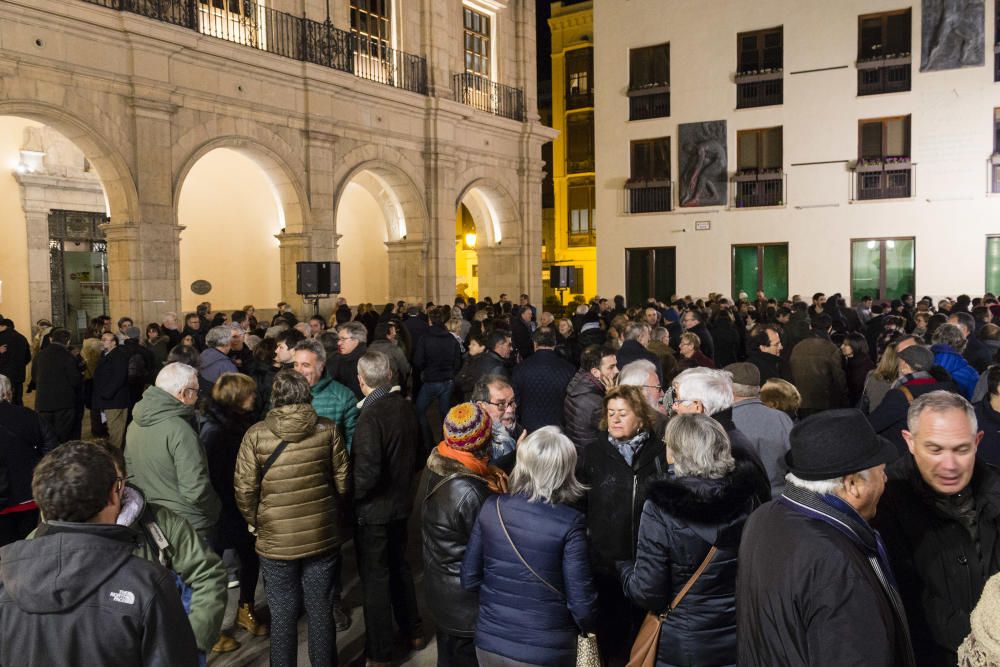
xmin=726 ymin=362 xmax=793 ymax=496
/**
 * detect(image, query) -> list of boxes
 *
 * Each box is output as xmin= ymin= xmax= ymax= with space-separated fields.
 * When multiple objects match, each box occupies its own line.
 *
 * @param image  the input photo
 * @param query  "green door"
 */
xmin=851 ymin=238 xmax=914 ymax=303
xmin=732 ymin=244 xmax=788 ymax=301
xmin=988 ymin=237 xmax=1000 ymax=295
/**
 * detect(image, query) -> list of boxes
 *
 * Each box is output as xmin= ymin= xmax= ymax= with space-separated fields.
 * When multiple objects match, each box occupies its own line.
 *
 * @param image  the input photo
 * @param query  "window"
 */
xmin=857 ymin=9 xmax=911 ymax=95
xmin=628 ymin=44 xmax=669 ymax=120
xmin=993 ymin=109 xmax=1000 ymax=193
xmin=735 ymin=127 xmax=783 ymax=207
xmin=198 ymin=0 xmax=260 ymax=46
xmin=988 ymin=236 xmax=1000 ymax=294
xmin=351 ymin=0 xmax=392 ymax=57
xmin=566 ymin=112 xmax=595 ymax=173
xmin=627 ymin=138 xmax=671 ymax=213
xmin=738 ymin=27 xmax=782 ymax=73
xmin=464 ymin=7 xmax=491 ymax=78
xmin=626 ymin=247 xmax=676 ymax=306
xmin=568 ymin=180 xmax=596 ymax=246
xmin=856 ymin=116 xmax=911 ymax=200
xmin=566 ymin=48 xmax=594 ymax=110
xmin=851 ymin=238 xmax=915 ymax=303
xmin=733 ymin=244 xmax=789 ymax=301
xmin=995 ymin=0 xmax=999 ymax=81
xmin=859 ymin=116 xmax=910 ymax=160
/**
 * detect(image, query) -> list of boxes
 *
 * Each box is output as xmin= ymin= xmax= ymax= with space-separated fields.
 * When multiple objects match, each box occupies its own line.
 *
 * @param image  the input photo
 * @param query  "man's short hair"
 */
xmin=276 ymin=328 xmax=306 ymax=349
xmin=231 ymin=311 xmax=247 ymax=325
xmin=651 ymin=326 xmax=669 ymax=343
xmin=338 ymin=321 xmax=367 ymax=343
xmin=949 ymin=311 xmax=976 ymax=334
xmin=166 ymin=344 xmax=200 ymax=367
xmin=580 ymin=344 xmax=616 ymax=373
xmin=293 ymin=338 xmax=327 ymax=365
xmin=205 ymin=325 xmax=232 ymax=349
xmin=623 ymin=321 xmax=651 ymax=341
xmin=932 ymin=323 xmax=967 ymax=353
xmin=747 ymin=324 xmax=775 ymax=353
xmin=358 ymin=350 xmax=392 ymax=388
xmin=155 ymin=362 xmax=198 ymax=396
xmin=532 ymin=326 xmax=557 ymax=348
xmin=117 ymin=317 xmax=133 ymax=328
xmin=812 ymin=313 xmax=833 ymax=331
xmin=812 ymin=292 xmax=825 ymax=302
xmin=487 ymin=329 xmax=511 ymax=351
xmin=33 ymin=441 xmax=117 ymax=522
xmin=672 ymin=367 xmax=734 ymax=416
xmin=683 ymin=309 xmax=704 ymax=324
xmin=50 ymin=328 xmax=72 ymax=346
xmin=471 ymin=374 xmax=512 ymax=404
xmin=907 ymin=390 xmax=976 ymax=436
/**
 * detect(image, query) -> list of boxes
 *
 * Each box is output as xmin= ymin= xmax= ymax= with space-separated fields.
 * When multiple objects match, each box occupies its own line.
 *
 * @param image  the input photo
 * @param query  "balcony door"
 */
xmin=732 ymin=244 xmax=788 ymax=301
xmin=851 ymin=237 xmax=915 ymax=303
xmin=626 ymin=247 xmax=676 ymax=306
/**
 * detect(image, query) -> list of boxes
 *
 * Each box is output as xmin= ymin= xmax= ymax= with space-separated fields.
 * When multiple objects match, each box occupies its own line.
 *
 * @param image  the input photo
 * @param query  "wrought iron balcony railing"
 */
xmin=566 ymin=90 xmax=594 ymax=111
xmin=732 ymin=171 xmax=785 ymax=207
xmin=625 ymin=180 xmax=672 ymax=213
xmin=628 ymin=86 xmax=670 ymax=121
xmin=857 ymin=55 xmax=911 ymax=95
xmin=452 ymin=73 xmax=526 ymax=121
xmin=79 ymin=0 xmax=427 ymax=95
xmin=852 ymin=160 xmax=914 ymax=200
xmin=735 ymin=70 xmax=783 ymax=109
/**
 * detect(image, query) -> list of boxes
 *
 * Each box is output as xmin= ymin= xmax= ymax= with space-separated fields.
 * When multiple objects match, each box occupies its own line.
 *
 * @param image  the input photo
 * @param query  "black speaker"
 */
xmin=549 ymin=266 xmax=575 ymax=289
xmin=296 ymin=261 xmax=341 ymax=295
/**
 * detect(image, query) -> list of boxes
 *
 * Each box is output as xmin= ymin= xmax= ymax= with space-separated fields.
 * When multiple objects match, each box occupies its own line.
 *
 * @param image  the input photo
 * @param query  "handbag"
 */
xmin=626 ymin=545 xmax=719 ymax=667
xmin=496 ymin=499 xmax=600 ymax=667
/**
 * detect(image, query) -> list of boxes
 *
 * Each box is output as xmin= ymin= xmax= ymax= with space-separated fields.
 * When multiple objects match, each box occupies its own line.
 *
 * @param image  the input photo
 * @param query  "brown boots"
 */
xmin=237 ymin=603 xmax=269 ymax=637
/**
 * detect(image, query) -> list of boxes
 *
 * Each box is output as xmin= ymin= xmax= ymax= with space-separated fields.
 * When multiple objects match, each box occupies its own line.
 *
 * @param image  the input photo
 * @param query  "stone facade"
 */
xmin=0 ymin=0 xmax=554 ymax=324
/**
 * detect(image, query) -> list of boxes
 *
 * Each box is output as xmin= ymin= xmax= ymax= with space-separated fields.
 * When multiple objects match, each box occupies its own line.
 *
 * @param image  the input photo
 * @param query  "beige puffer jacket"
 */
xmin=234 ymin=402 xmax=351 ymax=560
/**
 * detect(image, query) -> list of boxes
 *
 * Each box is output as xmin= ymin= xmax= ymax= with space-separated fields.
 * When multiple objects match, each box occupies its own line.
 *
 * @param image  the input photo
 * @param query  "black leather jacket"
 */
xmin=419 ymin=449 xmax=493 ymax=636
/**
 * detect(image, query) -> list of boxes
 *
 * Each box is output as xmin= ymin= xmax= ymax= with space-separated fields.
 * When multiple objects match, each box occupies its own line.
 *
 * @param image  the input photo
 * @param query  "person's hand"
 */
xmin=600 ymin=374 xmax=616 ymax=390
xmin=516 ymin=428 xmax=527 ymax=445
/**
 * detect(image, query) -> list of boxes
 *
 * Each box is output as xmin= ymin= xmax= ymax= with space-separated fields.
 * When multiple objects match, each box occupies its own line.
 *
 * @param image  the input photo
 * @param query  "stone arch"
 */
xmin=0 ymin=99 xmax=139 ymax=224
xmin=455 ymin=177 xmax=521 ymax=248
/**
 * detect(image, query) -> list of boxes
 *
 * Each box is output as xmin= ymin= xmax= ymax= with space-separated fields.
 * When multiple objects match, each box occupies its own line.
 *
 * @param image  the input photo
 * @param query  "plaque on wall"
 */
xmin=679 ymin=121 xmax=728 ymax=208
xmin=191 ymin=280 xmax=212 ymax=295
xmin=921 ymin=0 xmax=984 ymax=72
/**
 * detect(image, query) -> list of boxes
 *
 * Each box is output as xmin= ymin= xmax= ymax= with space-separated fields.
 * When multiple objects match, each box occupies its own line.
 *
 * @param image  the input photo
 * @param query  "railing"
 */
xmin=857 ymin=55 xmax=911 ymax=95
xmin=79 ymin=0 xmax=427 ymax=94
xmin=736 ymin=73 xmax=782 ymax=108
xmin=732 ymin=171 xmax=784 ymax=207
xmin=628 ymin=87 xmax=670 ymax=120
xmin=568 ymin=230 xmax=596 ymax=247
xmin=626 ymin=181 xmax=672 ymax=213
xmin=566 ymin=90 xmax=594 ymax=110
xmin=852 ymin=161 xmax=914 ymax=200
xmin=452 ymin=73 xmax=526 ymax=121
xmin=991 ymin=158 xmax=1000 ymax=193
xmin=567 ymin=156 xmax=595 ymax=174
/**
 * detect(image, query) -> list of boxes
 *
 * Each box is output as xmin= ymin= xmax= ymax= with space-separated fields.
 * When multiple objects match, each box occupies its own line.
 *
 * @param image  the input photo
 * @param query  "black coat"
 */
xmin=738 ymin=493 xmax=914 ymax=666
xmin=476 ymin=350 xmax=511 ymax=382
xmin=844 ymin=354 xmax=875 ymax=408
xmin=453 ymin=353 xmax=490 ymax=403
xmin=745 ymin=350 xmax=782 ymax=384
xmin=30 ymin=343 xmax=82 ymax=412
xmin=352 ymin=391 xmax=418 ymax=525
xmin=868 ymin=375 xmax=961 ymax=457
xmin=964 ymin=334 xmax=994 ymax=373
xmin=686 ymin=323 xmax=715 ymax=360
xmin=619 ymin=461 xmax=760 ymax=667
xmin=709 ymin=321 xmax=742 ymax=368
xmin=873 ymin=456 xmax=1000 ymax=666
xmin=0 ymin=403 xmax=56 ymax=508
xmin=0 ymin=327 xmax=30 ymax=384
xmin=419 ymin=449 xmax=494 ymax=636
xmin=511 ymin=349 xmax=576 ymax=432
xmin=577 ymin=430 xmax=665 ymax=572
xmin=92 ymin=346 xmax=131 ymax=410
xmin=563 ymin=371 xmax=604 ymax=452
xmin=198 ymin=400 xmax=256 ymax=546
xmin=413 ymin=326 xmax=461 ymax=384
xmin=616 ymin=340 xmax=664 ymax=385
xmin=976 ymin=397 xmax=1000 ymax=467
xmin=577 ymin=326 xmax=607 ymax=350
xmin=327 ymin=344 xmax=366 ymax=400
xmin=510 ymin=318 xmax=534 ymax=361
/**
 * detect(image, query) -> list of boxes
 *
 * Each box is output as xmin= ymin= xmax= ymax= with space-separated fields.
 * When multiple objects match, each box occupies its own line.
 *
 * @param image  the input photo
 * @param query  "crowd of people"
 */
xmin=1 ymin=288 xmax=1000 ymax=666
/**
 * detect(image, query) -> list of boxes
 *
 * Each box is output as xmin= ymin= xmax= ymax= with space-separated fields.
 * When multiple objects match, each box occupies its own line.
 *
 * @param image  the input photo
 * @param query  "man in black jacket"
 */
xmin=476 ymin=329 xmax=513 ymax=381
xmin=0 ymin=318 xmax=31 ymax=406
xmin=328 ymin=321 xmax=368 ymax=400
xmin=874 ymin=391 xmax=1000 ymax=666
xmin=738 ymin=410 xmax=912 ymax=666
xmin=30 ymin=327 xmax=82 ymax=443
xmin=564 ymin=345 xmax=618 ymax=452
xmin=353 ymin=352 xmax=423 ymax=665
xmin=745 ymin=324 xmax=784 ymax=383
xmin=616 ymin=322 xmax=664 ymax=386
xmin=92 ymin=331 xmax=131 ymax=449
xmin=413 ymin=307 xmax=463 ymax=453
xmin=0 ymin=441 xmax=198 ymax=665
xmin=511 ymin=327 xmax=575 ymax=432
xmin=509 ymin=306 xmax=535 ymax=362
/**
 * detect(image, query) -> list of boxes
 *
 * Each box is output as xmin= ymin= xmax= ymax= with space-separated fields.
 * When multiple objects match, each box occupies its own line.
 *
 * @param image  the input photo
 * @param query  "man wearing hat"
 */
xmin=868 ymin=344 xmax=961 ymax=456
xmin=873 ymin=391 xmax=1000 ymax=666
xmin=727 ymin=362 xmax=793 ymax=496
xmin=737 ymin=409 xmax=914 ymax=666
xmin=420 ymin=403 xmax=506 ymax=666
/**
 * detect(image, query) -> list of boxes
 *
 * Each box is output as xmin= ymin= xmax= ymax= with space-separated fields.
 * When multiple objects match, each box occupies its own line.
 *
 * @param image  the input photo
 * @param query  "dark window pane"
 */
xmin=861 ymin=122 xmax=884 ymax=158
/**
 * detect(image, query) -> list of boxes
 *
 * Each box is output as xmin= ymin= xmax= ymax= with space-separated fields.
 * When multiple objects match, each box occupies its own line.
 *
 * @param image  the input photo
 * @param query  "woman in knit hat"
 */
xmin=420 ymin=403 xmax=507 ymax=666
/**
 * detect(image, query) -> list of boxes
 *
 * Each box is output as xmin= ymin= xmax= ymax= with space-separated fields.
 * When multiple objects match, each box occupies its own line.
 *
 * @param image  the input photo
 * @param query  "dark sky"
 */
xmin=536 ymin=0 xmax=552 ymax=84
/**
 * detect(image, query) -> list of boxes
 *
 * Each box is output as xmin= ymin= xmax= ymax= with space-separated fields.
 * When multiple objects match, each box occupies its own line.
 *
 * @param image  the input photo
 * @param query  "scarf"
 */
xmin=890 ymin=370 xmax=932 ymax=390
xmin=608 ymin=430 xmax=649 ymax=466
xmin=490 ymin=421 xmax=518 ymax=464
xmin=436 ymin=442 xmax=508 ymax=493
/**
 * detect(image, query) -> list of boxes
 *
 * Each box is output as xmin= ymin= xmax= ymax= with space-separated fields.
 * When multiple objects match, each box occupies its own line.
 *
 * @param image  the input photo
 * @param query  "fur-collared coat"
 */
xmin=617 ymin=459 xmax=760 ymax=666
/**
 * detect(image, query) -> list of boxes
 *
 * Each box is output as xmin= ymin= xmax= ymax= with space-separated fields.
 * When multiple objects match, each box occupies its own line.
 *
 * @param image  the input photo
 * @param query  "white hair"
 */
xmin=205 ymin=325 xmax=232 ymax=349
xmin=618 ymin=359 xmax=658 ymax=388
xmin=666 ymin=414 xmax=735 ymax=479
xmin=155 ymin=362 xmax=198 ymax=397
xmin=785 ymin=469 xmax=869 ymax=495
xmin=672 ymin=368 xmax=733 ymax=415
xmin=358 ymin=350 xmax=392 ymax=387
xmin=0 ymin=374 xmax=11 ymax=402
xmin=508 ymin=426 xmax=586 ymax=504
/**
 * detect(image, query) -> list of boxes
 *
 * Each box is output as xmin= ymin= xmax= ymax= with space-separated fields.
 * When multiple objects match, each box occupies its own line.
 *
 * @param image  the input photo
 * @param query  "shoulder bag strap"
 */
xmin=666 ymin=545 xmax=718 ymax=616
xmin=260 ymin=440 xmax=289 ymax=481
xmin=899 ymin=385 xmax=915 ymax=404
xmin=424 ymin=472 xmax=463 ymax=502
xmin=496 ymin=498 xmax=565 ymax=599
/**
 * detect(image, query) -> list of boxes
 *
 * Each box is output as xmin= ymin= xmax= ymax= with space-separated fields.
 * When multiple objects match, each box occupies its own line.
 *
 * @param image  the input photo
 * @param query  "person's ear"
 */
xmin=902 ymin=430 xmax=917 ymax=456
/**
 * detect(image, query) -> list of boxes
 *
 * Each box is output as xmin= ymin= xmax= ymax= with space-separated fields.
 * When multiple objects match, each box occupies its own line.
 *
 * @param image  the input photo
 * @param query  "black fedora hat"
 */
xmin=786 ymin=408 xmax=898 ymax=480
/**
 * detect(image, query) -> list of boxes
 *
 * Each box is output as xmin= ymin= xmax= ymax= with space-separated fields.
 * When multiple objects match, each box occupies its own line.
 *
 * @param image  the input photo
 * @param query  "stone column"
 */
xmin=303 ymin=131 xmax=338 ymax=317
xmin=276 ymin=230 xmax=312 ymax=314
xmin=385 ymin=239 xmax=430 ymax=303
xmin=422 ymin=133 xmax=459 ymax=304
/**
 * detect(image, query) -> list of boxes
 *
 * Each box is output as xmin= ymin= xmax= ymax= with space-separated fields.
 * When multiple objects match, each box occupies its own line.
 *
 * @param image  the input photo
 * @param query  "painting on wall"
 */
xmin=679 ymin=121 xmax=728 ymax=207
xmin=921 ymin=0 xmax=984 ymax=71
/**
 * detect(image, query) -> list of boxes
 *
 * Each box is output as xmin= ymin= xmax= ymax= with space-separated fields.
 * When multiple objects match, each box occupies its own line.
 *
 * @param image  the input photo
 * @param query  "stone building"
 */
xmin=594 ymin=0 xmax=1000 ymax=304
xmin=0 ymin=0 xmax=553 ymax=332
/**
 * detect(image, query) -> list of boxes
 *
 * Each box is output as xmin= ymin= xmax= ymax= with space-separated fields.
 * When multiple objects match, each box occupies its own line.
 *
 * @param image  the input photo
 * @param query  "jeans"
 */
xmin=415 ymin=380 xmax=453 ymax=453
xmin=355 ymin=519 xmax=422 ymax=661
xmin=261 ymin=551 xmax=339 ymax=667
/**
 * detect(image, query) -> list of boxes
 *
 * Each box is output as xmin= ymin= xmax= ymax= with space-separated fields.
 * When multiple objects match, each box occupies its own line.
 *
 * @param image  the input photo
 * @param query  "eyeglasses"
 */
xmin=487 ymin=399 xmax=517 ymax=411
xmin=183 ymin=387 xmax=199 ymax=396
xmin=643 ymin=384 xmax=664 ymax=394
xmin=337 ymin=336 xmax=352 ymax=343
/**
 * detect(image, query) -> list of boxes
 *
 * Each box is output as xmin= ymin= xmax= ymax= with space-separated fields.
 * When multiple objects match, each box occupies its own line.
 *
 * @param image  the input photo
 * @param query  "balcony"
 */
xmin=732 ymin=170 xmax=784 ymax=207
xmin=628 ymin=86 xmax=670 ymax=121
xmin=735 ymin=69 xmax=783 ymax=109
xmin=79 ymin=0 xmax=428 ymax=94
xmin=566 ymin=90 xmax=594 ymax=111
xmin=857 ymin=54 xmax=911 ymax=95
xmin=568 ymin=230 xmax=596 ymax=247
xmin=452 ymin=73 xmax=526 ymax=121
xmin=852 ymin=159 xmax=914 ymax=200
xmin=626 ymin=180 xmax=672 ymax=213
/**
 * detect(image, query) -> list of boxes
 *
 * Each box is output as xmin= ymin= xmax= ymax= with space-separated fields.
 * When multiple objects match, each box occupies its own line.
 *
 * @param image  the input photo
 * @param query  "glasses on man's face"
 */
xmin=183 ymin=387 xmax=198 ymax=396
xmin=338 ymin=336 xmax=351 ymax=343
xmin=488 ymin=399 xmax=517 ymax=411
xmin=643 ymin=384 xmax=664 ymax=394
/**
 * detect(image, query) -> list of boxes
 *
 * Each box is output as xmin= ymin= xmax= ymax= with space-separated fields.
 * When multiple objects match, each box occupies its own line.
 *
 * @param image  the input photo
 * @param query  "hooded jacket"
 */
xmin=0 ymin=522 xmax=198 ymax=666
xmin=198 ymin=347 xmax=238 ymax=385
xmin=124 ymin=386 xmax=221 ymax=533
xmin=234 ymin=403 xmax=351 ymax=560
xmin=932 ymin=344 xmax=979 ymax=399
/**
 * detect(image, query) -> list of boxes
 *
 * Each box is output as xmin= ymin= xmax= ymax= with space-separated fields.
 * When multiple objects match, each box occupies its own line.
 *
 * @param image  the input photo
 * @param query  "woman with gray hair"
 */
xmin=618 ymin=413 xmax=760 ymax=666
xmin=461 ymin=426 xmax=598 ymax=666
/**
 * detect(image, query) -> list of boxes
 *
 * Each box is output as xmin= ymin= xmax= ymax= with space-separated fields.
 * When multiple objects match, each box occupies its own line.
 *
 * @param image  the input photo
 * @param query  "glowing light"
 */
xmin=464 ymin=233 xmax=477 ymax=248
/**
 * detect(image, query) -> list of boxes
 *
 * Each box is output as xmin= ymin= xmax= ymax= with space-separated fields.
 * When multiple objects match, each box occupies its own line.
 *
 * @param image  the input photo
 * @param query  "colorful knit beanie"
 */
xmin=442 ymin=403 xmax=493 ymax=452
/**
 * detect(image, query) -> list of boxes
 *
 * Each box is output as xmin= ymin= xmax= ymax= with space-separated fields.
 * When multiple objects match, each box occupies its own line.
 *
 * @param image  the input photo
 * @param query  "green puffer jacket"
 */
xmin=125 ymin=386 xmax=221 ymax=533
xmin=311 ymin=376 xmax=359 ymax=452
xmin=234 ymin=403 xmax=352 ymax=560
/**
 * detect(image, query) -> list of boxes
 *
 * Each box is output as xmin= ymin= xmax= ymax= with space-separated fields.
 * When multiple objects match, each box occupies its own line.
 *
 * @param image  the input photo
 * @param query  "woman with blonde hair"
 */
xmin=759 ymin=378 xmax=801 ymax=421
xmin=862 ymin=339 xmax=900 ymax=413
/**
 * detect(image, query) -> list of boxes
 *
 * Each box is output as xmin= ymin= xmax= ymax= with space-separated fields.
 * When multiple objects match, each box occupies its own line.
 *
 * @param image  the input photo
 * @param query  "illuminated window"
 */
xmin=464 ymin=8 xmax=490 ymax=78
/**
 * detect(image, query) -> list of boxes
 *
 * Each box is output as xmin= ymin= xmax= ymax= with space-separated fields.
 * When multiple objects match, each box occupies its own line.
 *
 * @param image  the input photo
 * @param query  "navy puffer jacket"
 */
xmin=461 ymin=493 xmax=598 ymax=666
xmin=618 ymin=459 xmax=760 ymax=667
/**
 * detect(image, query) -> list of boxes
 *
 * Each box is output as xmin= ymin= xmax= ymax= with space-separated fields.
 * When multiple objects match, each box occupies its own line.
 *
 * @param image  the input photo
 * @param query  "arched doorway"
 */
xmin=456 ymin=203 xmax=478 ymax=300
xmin=176 ymin=148 xmax=285 ymax=314
xmin=456 ymin=180 xmax=521 ymax=301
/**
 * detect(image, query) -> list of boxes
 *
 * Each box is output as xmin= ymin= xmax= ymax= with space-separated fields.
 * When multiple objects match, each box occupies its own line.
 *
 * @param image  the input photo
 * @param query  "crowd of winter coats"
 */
xmin=2 ymin=289 xmax=1000 ymax=667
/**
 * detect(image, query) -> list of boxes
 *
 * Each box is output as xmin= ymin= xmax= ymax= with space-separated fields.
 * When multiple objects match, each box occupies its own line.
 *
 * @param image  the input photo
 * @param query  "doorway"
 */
xmin=49 ymin=210 xmax=109 ymax=343
xmin=625 ymin=246 xmax=676 ymax=306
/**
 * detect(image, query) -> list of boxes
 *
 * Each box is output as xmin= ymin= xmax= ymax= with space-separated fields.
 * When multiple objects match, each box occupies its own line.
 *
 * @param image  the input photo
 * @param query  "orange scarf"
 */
xmin=435 ymin=442 xmax=508 ymax=493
